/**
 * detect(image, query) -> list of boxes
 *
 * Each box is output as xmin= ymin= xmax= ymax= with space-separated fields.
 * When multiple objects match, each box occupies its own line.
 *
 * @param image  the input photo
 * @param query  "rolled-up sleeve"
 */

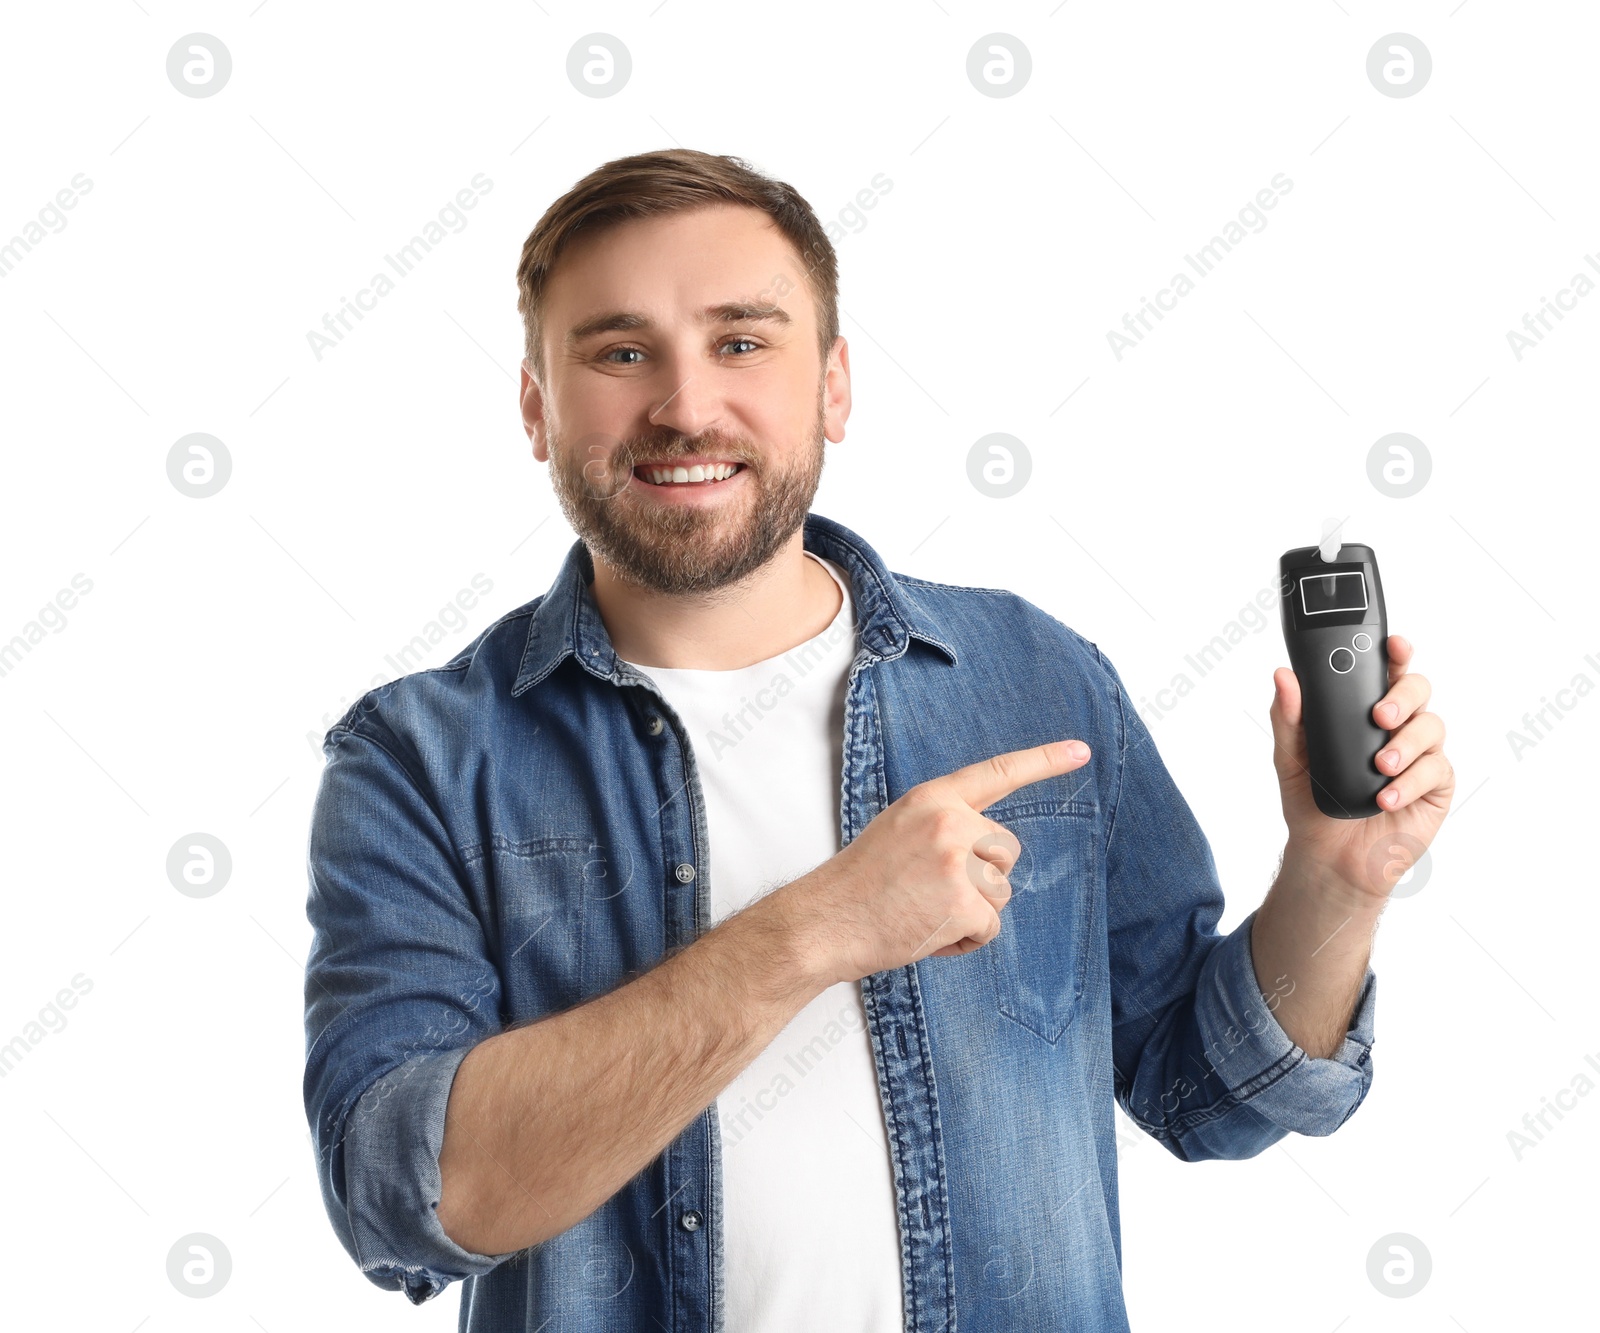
xmin=1091 ymin=644 xmax=1376 ymax=1162
xmin=303 ymin=714 xmax=520 ymax=1304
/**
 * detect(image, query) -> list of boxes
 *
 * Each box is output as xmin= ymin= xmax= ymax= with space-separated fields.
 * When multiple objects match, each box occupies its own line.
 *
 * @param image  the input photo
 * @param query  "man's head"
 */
xmin=515 ymin=149 xmax=850 ymax=597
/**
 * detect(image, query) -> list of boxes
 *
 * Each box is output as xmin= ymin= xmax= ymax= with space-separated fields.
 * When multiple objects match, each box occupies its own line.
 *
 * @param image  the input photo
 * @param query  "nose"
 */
xmin=646 ymin=372 xmax=724 ymax=440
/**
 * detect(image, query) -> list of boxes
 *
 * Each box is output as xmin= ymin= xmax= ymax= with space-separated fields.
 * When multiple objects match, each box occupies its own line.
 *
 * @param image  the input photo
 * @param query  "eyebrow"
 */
xmin=564 ymin=301 xmax=792 ymax=348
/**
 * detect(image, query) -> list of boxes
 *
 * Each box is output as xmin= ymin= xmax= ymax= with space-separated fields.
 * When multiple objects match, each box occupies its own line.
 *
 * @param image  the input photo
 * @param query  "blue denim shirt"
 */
xmin=303 ymin=510 xmax=1376 ymax=1331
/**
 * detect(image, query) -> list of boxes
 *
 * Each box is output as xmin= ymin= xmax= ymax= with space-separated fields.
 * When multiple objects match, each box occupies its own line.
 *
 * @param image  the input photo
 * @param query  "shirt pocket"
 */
xmin=980 ymin=798 xmax=1098 ymax=1044
xmin=477 ymin=835 xmax=615 ymax=1015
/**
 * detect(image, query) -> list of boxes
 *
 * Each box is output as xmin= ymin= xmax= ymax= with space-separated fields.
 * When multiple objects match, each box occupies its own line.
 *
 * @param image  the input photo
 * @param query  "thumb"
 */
xmin=1269 ymin=666 xmax=1309 ymax=780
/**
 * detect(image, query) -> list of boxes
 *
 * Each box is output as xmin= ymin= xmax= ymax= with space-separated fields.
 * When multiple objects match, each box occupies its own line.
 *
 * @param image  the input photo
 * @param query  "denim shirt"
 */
xmin=303 ymin=510 xmax=1376 ymax=1332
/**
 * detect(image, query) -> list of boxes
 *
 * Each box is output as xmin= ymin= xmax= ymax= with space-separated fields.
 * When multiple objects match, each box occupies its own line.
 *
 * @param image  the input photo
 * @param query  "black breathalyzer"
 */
xmin=1279 ymin=541 xmax=1390 ymax=819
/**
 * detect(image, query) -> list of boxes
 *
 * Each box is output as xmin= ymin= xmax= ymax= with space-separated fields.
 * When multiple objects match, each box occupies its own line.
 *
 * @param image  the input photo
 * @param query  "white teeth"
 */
xmin=641 ymin=462 xmax=740 ymax=485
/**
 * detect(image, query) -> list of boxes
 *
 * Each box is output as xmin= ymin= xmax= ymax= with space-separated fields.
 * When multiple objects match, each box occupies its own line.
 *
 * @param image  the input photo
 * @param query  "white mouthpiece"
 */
xmin=1319 ymin=516 xmax=1344 ymax=563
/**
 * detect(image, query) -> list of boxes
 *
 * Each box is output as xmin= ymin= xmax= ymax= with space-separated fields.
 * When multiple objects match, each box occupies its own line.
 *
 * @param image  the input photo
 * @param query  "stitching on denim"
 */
xmin=1223 ymin=1045 xmax=1305 ymax=1103
xmin=892 ymin=574 xmax=1015 ymax=597
xmin=1094 ymin=642 xmax=1132 ymax=884
xmin=861 ymin=660 xmax=892 ymax=826
xmin=361 ymin=1257 xmax=437 ymax=1276
xmin=460 ymin=833 xmax=599 ymax=866
xmin=983 ymin=797 xmax=1097 ymax=822
xmin=1335 ymin=1076 xmax=1372 ymax=1128
xmin=850 ymin=649 xmax=925 ymax=1333
xmin=905 ymin=967 xmax=958 ymax=1333
xmin=1170 ymin=1044 xmax=1371 ymax=1140
xmin=817 ymin=537 xmax=895 ymax=612
xmin=862 ymin=973 xmax=921 ymax=1332
xmin=1164 ymin=1047 xmax=1305 ymax=1136
xmin=341 ymin=604 xmax=540 ymax=711
xmin=321 ymin=727 xmax=471 ymax=876
xmin=443 ymin=601 xmax=541 ymax=671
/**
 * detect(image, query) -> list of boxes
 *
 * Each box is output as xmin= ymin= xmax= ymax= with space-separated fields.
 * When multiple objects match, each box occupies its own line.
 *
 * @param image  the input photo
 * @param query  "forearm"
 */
xmin=435 ymin=884 xmax=825 ymax=1257
xmin=1249 ymin=843 xmax=1386 ymax=1059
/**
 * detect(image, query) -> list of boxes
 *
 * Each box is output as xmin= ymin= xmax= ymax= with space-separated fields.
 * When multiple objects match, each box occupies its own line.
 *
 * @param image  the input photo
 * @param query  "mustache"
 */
xmin=605 ymin=424 xmax=748 ymax=465
xmin=570 ymin=432 xmax=754 ymax=497
xmin=622 ymin=442 xmax=751 ymax=468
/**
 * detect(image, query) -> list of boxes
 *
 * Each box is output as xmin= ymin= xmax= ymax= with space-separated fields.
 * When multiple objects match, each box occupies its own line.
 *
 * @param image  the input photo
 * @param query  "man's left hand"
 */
xmin=1269 ymin=634 xmax=1454 ymax=902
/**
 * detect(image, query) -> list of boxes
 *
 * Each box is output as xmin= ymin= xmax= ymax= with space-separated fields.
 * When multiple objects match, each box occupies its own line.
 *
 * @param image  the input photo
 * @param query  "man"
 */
xmin=303 ymin=149 xmax=1453 ymax=1331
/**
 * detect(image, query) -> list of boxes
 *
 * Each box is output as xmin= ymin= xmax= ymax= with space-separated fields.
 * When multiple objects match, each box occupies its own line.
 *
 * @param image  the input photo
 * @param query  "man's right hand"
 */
xmin=773 ymin=739 xmax=1093 ymax=989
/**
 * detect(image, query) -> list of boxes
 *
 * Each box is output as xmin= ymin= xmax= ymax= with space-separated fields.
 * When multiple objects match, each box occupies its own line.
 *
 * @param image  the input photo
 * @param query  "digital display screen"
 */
xmin=1299 ymin=571 xmax=1367 ymax=615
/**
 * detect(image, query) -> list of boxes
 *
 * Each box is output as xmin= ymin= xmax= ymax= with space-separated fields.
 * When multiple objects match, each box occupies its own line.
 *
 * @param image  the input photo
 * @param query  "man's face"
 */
xmin=522 ymin=203 xmax=848 ymax=596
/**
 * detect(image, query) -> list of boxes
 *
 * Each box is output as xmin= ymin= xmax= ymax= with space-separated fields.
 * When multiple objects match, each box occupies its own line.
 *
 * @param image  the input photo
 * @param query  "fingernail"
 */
xmin=1379 ymin=748 xmax=1399 ymax=770
xmin=1066 ymin=741 xmax=1088 ymax=760
xmin=1378 ymin=703 xmax=1398 ymax=725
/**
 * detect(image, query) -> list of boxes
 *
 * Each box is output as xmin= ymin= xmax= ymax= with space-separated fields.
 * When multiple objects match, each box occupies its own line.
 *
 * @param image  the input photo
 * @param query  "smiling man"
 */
xmin=303 ymin=149 xmax=1454 ymax=1332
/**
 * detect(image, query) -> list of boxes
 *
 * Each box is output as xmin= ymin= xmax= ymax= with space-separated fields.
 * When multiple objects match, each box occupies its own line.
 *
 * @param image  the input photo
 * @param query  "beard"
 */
xmin=545 ymin=387 xmax=828 ymax=598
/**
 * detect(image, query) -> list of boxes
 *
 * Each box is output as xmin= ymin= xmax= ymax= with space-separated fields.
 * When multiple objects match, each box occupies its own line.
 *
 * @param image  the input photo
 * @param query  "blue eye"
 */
xmin=599 ymin=337 xmax=762 ymax=365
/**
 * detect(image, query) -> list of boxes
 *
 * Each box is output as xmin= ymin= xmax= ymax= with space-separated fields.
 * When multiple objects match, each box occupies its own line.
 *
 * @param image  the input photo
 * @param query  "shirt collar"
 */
xmin=511 ymin=510 xmax=958 ymax=695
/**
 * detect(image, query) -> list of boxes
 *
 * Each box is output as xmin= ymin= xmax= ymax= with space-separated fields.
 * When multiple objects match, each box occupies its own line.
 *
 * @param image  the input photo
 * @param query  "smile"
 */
xmin=632 ymin=462 xmax=745 ymax=486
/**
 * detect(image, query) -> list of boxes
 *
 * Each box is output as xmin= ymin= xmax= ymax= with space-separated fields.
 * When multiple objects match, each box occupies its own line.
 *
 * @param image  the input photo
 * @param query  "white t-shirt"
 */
xmin=618 ymin=550 xmax=905 ymax=1332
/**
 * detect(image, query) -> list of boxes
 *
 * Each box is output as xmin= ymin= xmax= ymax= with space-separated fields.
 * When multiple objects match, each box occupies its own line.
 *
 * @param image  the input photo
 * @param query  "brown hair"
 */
xmin=515 ymin=148 xmax=840 ymax=386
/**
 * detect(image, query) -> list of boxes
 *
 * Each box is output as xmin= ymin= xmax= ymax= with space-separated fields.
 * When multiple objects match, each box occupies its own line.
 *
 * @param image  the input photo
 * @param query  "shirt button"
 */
xmin=674 ymin=863 xmax=696 ymax=884
xmin=646 ymin=714 xmax=664 ymax=735
xmin=679 ymin=1210 xmax=703 ymax=1232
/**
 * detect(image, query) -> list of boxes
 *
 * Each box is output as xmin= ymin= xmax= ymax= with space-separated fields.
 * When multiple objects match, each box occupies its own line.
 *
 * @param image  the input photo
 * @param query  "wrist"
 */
xmin=1279 ymin=839 xmax=1391 ymax=918
xmin=737 ymin=877 xmax=836 ymax=1002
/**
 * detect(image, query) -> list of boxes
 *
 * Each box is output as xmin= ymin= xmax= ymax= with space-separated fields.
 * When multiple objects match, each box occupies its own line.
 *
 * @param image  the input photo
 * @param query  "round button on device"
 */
xmin=1352 ymin=633 xmax=1372 ymax=652
xmin=1329 ymin=647 xmax=1356 ymax=674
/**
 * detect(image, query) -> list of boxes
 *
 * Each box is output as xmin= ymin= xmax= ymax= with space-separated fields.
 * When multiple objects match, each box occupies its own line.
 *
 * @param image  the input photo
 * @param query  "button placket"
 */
xmin=617 ymin=664 xmax=716 ymax=1326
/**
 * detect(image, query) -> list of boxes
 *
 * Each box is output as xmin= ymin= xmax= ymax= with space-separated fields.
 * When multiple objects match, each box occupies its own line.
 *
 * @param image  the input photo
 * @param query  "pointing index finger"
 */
xmin=937 ymin=739 xmax=1091 ymax=813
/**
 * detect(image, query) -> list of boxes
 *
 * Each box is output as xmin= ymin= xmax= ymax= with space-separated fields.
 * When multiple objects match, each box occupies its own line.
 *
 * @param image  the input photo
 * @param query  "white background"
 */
xmin=0 ymin=2 xmax=1592 ymax=1329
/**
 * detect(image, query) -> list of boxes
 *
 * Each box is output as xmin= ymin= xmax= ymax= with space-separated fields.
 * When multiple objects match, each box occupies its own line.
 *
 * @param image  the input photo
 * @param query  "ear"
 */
xmin=521 ymin=359 xmax=548 ymax=460
xmin=823 ymin=336 xmax=851 ymax=444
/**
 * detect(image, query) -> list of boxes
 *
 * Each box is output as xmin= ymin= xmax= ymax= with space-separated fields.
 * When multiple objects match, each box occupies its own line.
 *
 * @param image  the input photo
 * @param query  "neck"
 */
xmin=592 ymin=536 xmax=842 ymax=670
